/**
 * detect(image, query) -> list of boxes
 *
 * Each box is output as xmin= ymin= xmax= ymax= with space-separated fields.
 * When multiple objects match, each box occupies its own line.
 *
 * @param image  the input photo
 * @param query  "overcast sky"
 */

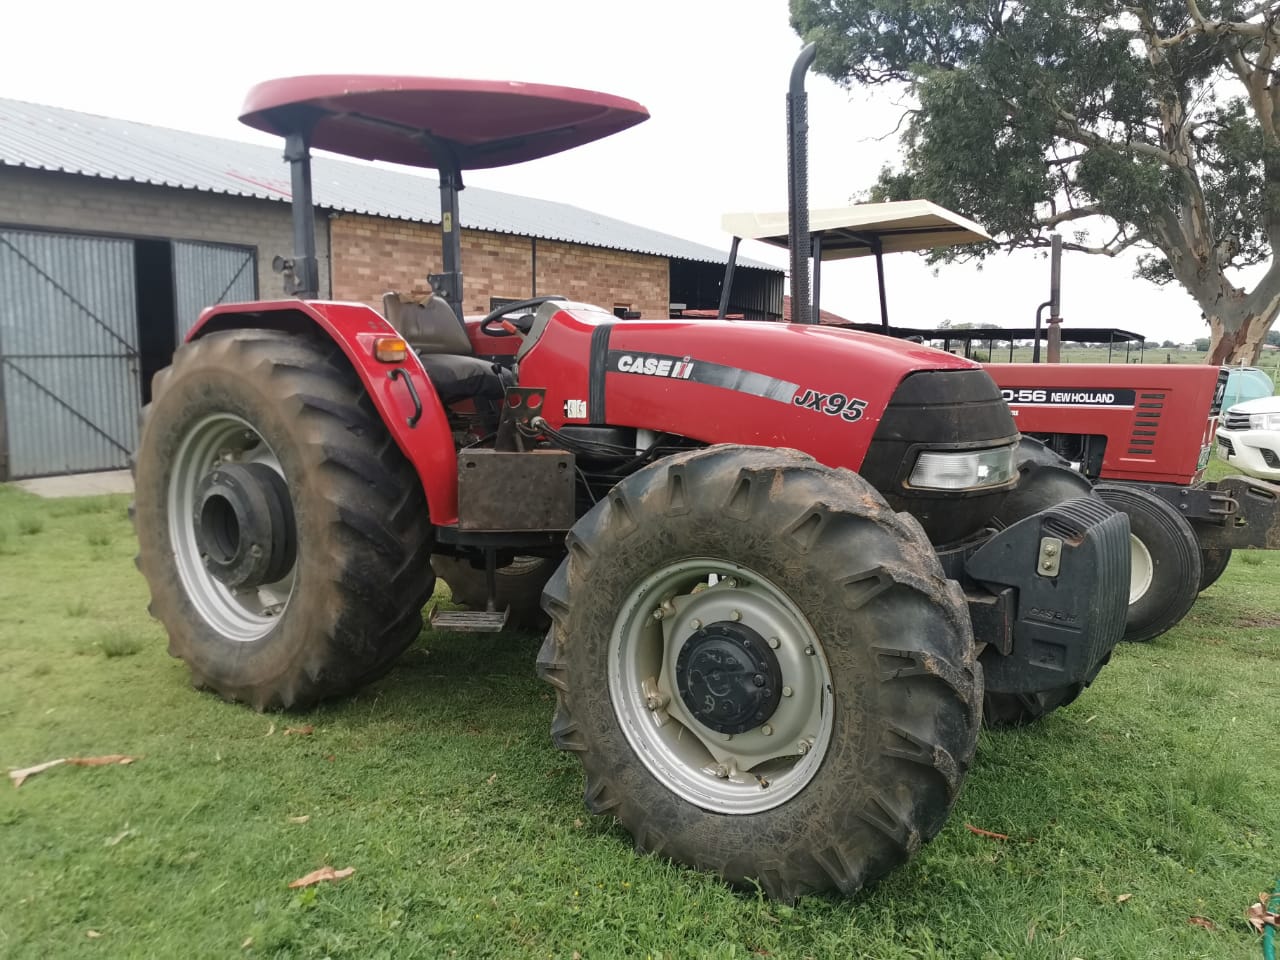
xmin=1 ymin=0 xmax=1244 ymax=344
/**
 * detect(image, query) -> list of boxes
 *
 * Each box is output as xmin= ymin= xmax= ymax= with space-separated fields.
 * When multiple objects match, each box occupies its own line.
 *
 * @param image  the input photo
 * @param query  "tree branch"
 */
xmin=1040 ymin=205 xmax=1104 ymax=227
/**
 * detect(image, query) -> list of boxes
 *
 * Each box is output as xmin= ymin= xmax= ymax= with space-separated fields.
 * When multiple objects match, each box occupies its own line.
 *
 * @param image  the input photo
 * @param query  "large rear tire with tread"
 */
xmin=430 ymin=554 xmax=556 ymax=630
xmin=537 ymin=445 xmax=982 ymax=901
xmin=1095 ymin=484 xmax=1201 ymax=643
xmin=133 ymin=329 xmax=435 ymax=710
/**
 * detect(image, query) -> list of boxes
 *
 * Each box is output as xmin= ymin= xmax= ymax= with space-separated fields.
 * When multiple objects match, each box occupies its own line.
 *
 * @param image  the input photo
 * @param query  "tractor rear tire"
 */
xmin=537 ymin=445 xmax=982 ymax=901
xmin=133 ymin=329 xmax=435 ymax=710
xmin=430 ymin=554 xmax=556 ymax=630
xmin=1198 ymin=548 xmax=1232 ymax=592
xmin=1095 ymin=484 xmax=1201 ymax=643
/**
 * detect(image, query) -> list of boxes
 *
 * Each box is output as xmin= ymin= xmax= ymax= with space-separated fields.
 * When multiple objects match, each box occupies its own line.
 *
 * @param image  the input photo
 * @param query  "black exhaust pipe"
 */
xmin=787 ymin=43 xmax=817 ymax=325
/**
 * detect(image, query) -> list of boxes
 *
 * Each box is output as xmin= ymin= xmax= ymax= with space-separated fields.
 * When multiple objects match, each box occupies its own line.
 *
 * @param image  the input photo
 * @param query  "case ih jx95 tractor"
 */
xmin=132 ymin=49 xmax=1130 ymax=900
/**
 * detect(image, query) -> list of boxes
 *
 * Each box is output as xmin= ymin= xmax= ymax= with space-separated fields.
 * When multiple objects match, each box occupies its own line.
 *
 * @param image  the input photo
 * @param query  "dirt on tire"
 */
xmin=132 ymin=329 xmax=434 ymax=710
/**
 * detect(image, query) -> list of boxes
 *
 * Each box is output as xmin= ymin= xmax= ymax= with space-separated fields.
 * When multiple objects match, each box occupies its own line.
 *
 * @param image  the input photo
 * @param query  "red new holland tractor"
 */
xmin=132 ymin=49 xmax=1130 ymax=900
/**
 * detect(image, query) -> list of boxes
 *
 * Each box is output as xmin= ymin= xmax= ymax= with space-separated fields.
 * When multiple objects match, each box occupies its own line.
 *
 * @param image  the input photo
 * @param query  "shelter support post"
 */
xmin=718 ymin=236 xmax=740 ymax=320
xmin=283 ymin=131 xmax=320 ymax=299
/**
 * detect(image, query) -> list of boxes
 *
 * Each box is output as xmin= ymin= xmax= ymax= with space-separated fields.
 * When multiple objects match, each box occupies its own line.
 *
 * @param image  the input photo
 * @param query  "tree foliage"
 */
xmin=790 ymin=0 xmax=1280 ymax=362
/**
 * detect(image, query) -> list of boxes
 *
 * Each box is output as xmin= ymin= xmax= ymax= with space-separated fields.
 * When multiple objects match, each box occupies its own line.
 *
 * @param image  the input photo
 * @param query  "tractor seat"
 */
xmin=383 ymin=291 xmax=473 ymax=355
xmin=382 ymin=292 xmax=512 ymax=405
xmin=417 ymin=353 xmax=513 ymax=405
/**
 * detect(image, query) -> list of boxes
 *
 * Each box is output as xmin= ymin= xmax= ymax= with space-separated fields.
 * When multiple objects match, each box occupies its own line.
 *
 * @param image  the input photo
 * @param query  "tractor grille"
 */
xmin=1222 ymin=410 xmax=1252 ymax=431
xmin=1127 ymin=393 xmax=1164 ymax=456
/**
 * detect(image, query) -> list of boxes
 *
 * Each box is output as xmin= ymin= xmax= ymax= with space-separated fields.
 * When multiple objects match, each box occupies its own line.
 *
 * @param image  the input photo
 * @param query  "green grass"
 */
xmin=1 ymin=483 xmax=1278 ymax=959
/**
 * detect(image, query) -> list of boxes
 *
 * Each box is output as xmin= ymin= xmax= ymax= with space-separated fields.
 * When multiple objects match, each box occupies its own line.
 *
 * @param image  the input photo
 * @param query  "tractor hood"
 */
xmin=518 ymin=302 xmax=996 ymax=474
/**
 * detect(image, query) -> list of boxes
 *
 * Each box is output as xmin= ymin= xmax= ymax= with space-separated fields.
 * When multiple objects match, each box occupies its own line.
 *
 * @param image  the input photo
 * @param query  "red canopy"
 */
xmin=239 ymin=75 xmax=649 ymax=170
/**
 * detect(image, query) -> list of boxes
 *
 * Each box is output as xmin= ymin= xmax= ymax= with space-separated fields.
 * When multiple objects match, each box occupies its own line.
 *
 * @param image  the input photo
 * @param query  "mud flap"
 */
xmin=965 ymin=497 xmax=1129 ymax=694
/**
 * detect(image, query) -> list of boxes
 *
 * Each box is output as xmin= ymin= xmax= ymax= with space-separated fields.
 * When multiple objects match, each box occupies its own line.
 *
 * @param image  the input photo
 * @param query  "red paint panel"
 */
xmin=518 ymin=304 xmax=979 ymax=472
xmin=987 ymin=363 xmax=1221 ymax=484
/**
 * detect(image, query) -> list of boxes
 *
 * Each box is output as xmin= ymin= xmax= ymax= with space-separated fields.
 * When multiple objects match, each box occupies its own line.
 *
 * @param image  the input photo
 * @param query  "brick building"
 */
xmin=0 ymin=98 xmax=781 ymax=479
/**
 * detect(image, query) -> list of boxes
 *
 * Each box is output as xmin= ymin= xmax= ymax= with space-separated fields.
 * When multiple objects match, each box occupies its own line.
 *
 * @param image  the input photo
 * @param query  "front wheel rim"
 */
xmin=608 ymin=558 xmax=834 ymax=815
xmin=167 ymin=413 xmax=296 ymax=642
xmin=1129 ymin=533 xmax=1154 ymax=604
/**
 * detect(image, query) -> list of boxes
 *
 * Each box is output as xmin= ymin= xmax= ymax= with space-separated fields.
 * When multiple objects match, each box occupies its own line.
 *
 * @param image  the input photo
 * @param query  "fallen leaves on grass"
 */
xmin=9 ymin=758 xmax=66 ymax=787
xmin=1116 ymin=893 xmax=1133 ymax=904
xmin=486 ymin=773 xmax=498 ymax=785
xmin=1246 ymin=895 xmax=1279 ymax=934
xmin=287 ymin=815 xmax=310 ymax=824
xmin=288 ymin=866 xmax=354 ymax=889
xmin=9 ymin=754 xmax=136 ymax=787
xmin=965 ymin=823 xmax=1010 ymax=841
xmin=1188 ymin=916 xmax=1217 ymax=931
xmin=86 ymin=930 xmax=102 ymax=939
xmin=69 ymin=754 xmax=136 ymax=767
xmin=283 ymin=725 xmax=314 ymax=736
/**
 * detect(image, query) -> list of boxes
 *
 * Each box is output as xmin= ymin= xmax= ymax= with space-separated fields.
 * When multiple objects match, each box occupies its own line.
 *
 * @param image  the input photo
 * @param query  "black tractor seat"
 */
xmin=383 ymin=291 xmax=512 ymax=405
xmin=417 ymin=353 xmax=513 ymax=405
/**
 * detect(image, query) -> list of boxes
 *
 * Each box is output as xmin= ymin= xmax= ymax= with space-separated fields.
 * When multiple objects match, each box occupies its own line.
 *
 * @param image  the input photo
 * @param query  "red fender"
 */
xmin=189 ymin=299 xmax=458 ymax=525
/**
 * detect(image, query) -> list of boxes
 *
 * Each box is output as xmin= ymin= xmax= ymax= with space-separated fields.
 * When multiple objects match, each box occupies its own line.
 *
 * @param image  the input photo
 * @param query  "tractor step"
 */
xmin=428 ymin=604 xmax=510 ymax=633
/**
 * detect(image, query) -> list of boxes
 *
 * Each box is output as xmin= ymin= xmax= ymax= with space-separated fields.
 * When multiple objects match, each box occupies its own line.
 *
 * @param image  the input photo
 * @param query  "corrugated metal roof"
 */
xmin=0 ymin=97 xmax=776 ymax=270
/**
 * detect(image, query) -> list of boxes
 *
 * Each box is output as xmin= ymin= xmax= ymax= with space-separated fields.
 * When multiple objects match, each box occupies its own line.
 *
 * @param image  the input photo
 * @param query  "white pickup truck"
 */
xmin=1217 ymin=395 xmax=1280 ymax=480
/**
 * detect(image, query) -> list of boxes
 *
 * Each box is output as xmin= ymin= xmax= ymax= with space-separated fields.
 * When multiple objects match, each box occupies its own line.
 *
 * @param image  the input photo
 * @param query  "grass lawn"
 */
xmin=1 ymin=479 xmax=1278 ymax=959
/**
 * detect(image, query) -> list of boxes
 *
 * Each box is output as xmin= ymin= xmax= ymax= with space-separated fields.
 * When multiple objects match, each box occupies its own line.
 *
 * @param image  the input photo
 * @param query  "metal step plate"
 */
xmin=428 ymin=604 xmax=510 ymax=633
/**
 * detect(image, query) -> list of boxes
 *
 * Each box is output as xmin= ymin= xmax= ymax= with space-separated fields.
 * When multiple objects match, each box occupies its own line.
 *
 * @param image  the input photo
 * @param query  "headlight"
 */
xmin=1248 ymin=412 xmax=1280 ymax=431
xmin=908 ymin=445 xmax=1019 ymax=491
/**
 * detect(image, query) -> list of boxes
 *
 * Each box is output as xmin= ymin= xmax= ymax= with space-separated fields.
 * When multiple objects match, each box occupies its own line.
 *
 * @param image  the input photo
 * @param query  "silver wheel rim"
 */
xmin=1129 ymin=533 xmax=1154 ymax=604
xmin=608 ymin=558 xmax=834 ymax=815
xmin=167 ymin=413 xmax=296 ymax=642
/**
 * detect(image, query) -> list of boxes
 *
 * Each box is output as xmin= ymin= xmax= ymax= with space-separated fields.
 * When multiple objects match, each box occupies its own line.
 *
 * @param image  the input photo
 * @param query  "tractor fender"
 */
xmin=188 ymin=299 xmax=459 ymax=526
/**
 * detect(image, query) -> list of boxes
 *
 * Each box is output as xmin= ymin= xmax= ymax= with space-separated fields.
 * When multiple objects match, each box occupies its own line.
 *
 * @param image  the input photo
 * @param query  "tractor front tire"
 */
xmin=430 ymin=554 xmax=556 ymax=630
xmin=133 ymin=329 xmax=435 ymax=710
xmin=1095 ymin=483 xmax=1202 ymax=643
xmin=537 ymin=446 xmax=982 ymax=901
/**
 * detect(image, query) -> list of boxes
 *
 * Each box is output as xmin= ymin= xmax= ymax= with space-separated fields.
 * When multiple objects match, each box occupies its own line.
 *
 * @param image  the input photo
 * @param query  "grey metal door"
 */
xmin=0 ymin=229 xmax=140 ymax=479
xmin=172 ymin=241 xmax=256 ymax=341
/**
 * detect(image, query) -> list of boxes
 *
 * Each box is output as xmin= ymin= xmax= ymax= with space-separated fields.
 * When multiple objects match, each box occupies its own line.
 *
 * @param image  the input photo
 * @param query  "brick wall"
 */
xmin=329 ymin=213 xmax=669 ymax=318
xmin=0 ymin=167 xmax=331 ymax=301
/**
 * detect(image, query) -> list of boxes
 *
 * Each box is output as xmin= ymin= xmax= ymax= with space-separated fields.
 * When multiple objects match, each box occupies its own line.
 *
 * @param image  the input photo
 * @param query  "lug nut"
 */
xmin=761 ymin=724 xmax=773 ymax=736
xmin=689 ymin=618 xmax=701 ymax=630
xmin=1044 ymin=544 xmax=1058 ymax=556
xmin=782 ymin=685 xmax=793 ymax=697
xmin=752 ymin=674 xmax=765 ymax=688
xmin=797 ymin=740 xmax=810 ymax=755
xmin=767 ymin=636 xmax=780 ymax=649
xmin=1041 ymin=560 xmax=1054 ymax=571
xmin=652 ymin=608 xmax=665 ymax=621
xmin=729 ymin=610 xmax=741 ymax=621
xmin=803 ymin=644 xmax=816 ymax=656
xmin=714 ymin=763 xmax=730 ymax=779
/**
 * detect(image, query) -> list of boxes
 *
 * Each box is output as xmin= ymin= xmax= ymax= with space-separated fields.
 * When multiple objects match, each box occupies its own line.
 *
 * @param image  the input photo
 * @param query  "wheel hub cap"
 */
xmin=675 ymin=622 xmax=782 ymax=734
xmin=194 ymin=462 xmax=296 ymax=589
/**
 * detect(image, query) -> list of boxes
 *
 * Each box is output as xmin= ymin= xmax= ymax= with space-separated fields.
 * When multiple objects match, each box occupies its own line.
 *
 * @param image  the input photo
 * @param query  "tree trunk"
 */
xmin=1207 ymin=311 xmax=1276 ymax=364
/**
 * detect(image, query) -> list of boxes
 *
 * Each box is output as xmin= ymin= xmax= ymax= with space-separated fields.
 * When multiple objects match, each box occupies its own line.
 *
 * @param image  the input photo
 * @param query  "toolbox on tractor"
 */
xmin=131 ymin=47 xmax=1132 ymax=900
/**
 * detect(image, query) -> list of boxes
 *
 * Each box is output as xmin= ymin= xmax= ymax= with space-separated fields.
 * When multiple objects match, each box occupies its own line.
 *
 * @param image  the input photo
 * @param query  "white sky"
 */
xmin=0 ymin=0 xmax=1240 ymax=343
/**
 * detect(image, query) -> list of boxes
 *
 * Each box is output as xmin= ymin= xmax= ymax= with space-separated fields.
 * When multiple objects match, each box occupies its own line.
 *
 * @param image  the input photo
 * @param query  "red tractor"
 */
xmin=132 ymin=49 xmax=1130 ymax=900
xmin=722 ymin=205 xmax=1280 ymax=644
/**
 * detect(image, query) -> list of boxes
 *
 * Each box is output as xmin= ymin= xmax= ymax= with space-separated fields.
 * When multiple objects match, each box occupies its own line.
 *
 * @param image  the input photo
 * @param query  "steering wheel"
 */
xmin=479 ymin=296 xmax=567 ymax=338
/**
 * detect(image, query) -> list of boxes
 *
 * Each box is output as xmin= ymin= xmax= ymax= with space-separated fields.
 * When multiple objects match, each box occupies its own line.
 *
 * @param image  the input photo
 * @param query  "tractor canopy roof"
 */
xmin=239 ymin=75 xmax=649 ymax=170
xmin=721 ymin=200 xmax=990 ymax=260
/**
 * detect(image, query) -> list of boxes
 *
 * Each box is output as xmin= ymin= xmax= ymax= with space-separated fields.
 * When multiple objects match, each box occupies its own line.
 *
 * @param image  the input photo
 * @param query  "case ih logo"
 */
xmin=611 ymin=353 xmax=695 ymax=379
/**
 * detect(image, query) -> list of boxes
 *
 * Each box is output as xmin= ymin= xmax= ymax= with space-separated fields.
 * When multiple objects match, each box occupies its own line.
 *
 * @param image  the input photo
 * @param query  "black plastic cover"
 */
xmin=967 ymin=496 xmax=1129 ymax=694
